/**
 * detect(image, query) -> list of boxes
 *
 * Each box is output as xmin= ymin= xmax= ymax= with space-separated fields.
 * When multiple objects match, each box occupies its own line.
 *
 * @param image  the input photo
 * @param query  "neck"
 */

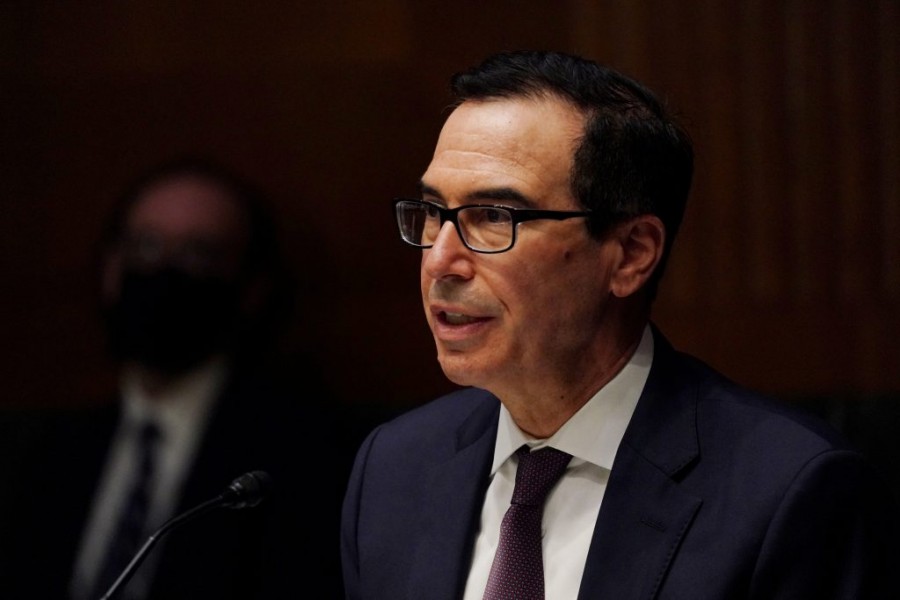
xmin=123 ymin=360 xmax=209 ymax=401
xmin=130 ymin=365 xmax=178 ymax=400
xmin=499 ymin=317 xmax=648 ymax=439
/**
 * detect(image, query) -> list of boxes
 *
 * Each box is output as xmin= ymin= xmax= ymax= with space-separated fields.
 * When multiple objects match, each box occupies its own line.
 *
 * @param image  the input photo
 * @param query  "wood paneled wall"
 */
xmin=568 ymin=0 xmax=900 ymax=396
xmin=1 ymin=1 xmax=897 ymax=409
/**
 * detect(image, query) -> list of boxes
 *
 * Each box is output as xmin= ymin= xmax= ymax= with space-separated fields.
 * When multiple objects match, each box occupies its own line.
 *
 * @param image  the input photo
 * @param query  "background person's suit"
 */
xmin=0 ymin=368 xmax=351 ymax=599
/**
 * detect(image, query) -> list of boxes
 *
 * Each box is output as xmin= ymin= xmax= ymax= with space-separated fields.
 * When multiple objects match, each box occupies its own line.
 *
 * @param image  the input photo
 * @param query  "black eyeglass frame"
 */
xmin=393 ymin=198 xmax=593 ymax=254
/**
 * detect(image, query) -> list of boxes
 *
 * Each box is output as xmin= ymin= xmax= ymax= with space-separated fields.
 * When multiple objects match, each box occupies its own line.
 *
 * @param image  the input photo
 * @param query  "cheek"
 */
xmin=420 ymin=266 xmax=436 ymax=327
xmin=419 ymin=262 xmax=431 ymax=295
xmin=520 ymin=249 xmax=606 ymax=324
xmin=493 ymin=259 xmax=567 ymax=331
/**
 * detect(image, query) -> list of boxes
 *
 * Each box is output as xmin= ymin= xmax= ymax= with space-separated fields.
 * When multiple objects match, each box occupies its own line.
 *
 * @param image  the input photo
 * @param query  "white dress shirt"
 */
xmin=463 ymin=325 xmax=654 ymax=600
xmin=68 ymin=356 xmax=226 ymax=600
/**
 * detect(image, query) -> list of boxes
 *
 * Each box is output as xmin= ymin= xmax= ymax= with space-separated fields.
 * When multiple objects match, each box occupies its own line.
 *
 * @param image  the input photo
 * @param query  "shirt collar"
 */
xmin=120 ymin=355 xmax=228 ymax=439
xmin=491 ymin=324 xmax=654 ymax=474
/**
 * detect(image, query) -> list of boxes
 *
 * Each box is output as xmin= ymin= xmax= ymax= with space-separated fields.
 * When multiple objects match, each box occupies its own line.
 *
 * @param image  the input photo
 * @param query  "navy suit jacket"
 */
xmin=341 ymin=326 xmax=899 ymax=599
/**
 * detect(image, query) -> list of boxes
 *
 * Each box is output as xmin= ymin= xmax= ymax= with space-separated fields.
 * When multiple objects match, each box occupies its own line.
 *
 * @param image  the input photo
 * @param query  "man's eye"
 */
xmin=483 ymin=208 xmax=509 ymax=224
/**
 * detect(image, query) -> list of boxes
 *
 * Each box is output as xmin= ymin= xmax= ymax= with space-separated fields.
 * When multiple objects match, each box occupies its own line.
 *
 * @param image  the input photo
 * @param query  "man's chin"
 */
xmin=437 ymin=352 xmax=485 ymax=388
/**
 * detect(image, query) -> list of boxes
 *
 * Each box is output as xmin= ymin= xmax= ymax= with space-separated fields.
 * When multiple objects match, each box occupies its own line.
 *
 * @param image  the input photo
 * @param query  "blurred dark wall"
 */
xmin=1 ymin=1 xmax=898 ymax=413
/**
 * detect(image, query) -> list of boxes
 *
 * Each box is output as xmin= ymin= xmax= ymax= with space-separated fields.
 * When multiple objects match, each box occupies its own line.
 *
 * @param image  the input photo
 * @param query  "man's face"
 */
xmin=100 ymin=174 xmax=254 ymax=374
xmin=419 ymin=96 xmax=622 ymax=400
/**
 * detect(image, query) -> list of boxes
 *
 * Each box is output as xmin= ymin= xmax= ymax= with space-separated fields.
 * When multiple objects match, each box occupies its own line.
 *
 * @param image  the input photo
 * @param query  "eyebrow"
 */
xmin=417 ymin=180 xmax=535 ymax=208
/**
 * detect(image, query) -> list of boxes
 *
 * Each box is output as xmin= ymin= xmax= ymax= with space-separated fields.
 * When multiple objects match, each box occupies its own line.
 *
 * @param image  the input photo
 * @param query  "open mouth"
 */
xmin=440 ymin=311 xmax=485 ymax=325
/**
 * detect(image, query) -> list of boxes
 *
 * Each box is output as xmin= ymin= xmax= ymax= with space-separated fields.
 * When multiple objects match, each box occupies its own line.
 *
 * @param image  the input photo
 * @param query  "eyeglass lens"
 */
xmin=397 ymin=201 xmax=514 ymax=252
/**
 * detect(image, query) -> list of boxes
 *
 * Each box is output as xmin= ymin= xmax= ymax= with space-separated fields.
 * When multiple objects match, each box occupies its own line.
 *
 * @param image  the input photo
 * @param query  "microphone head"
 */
xmin=221 ymin=470 xmax=273 ymax=509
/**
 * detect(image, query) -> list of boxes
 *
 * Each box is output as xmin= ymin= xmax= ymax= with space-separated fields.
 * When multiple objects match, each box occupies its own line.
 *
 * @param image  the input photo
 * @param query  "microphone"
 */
xmin=98 ymin=470 xmax=273 ymax=600
xmin=219 ymin=470 xmax=273 ymax=509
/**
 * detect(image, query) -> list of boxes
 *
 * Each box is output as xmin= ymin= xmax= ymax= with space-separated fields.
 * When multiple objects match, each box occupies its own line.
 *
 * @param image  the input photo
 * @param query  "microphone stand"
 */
xmin=97 ymin=470 xmax=271 ymax=600
xmin=98 ymin=495 xmax=226 ymax=600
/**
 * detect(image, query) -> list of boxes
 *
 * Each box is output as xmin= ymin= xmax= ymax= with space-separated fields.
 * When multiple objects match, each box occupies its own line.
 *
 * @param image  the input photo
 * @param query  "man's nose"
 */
xmin=422 ymin=221 xmax=474 ymax=280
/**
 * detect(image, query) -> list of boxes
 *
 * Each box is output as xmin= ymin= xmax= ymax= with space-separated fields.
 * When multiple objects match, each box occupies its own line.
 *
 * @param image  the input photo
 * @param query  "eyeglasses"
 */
xmin=393 ymin=198 xmax=592 ymax=254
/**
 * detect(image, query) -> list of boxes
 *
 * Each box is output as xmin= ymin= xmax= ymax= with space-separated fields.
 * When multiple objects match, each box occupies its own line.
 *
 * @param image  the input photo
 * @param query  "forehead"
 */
xmin=125 ymin=174 xmax=247 ymax=243
xmin=422 ymin=95 xmax=585 ymax=206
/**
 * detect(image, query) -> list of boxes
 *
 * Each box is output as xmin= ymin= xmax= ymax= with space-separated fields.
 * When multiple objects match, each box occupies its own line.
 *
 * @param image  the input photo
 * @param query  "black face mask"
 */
xmin=103 ymin=267 xmax=243 ymax=375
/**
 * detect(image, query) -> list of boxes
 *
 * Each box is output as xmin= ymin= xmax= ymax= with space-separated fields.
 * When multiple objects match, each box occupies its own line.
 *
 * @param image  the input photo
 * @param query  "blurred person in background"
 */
xmin=0 ymin=157 xmax=348 ymax=599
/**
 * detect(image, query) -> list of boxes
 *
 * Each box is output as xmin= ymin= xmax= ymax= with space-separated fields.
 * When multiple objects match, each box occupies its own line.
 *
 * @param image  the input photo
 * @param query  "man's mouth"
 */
xmin=441 ymin=311 xmax=482 ymax=325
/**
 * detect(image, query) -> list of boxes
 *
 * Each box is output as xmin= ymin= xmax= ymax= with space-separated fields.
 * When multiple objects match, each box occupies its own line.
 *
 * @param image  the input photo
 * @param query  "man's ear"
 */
xmin=609 ymin=215 xmax=665 ymax=298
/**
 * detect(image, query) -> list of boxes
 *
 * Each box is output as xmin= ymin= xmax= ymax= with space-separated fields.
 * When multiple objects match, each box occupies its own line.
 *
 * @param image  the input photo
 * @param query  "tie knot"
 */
xmin=135 ymin=420 xmax=161 ymax=452
xmin=139 ymin=420 xmax=160 ymax=441
xmin=511 ymin=445 xmax=572 ymax=507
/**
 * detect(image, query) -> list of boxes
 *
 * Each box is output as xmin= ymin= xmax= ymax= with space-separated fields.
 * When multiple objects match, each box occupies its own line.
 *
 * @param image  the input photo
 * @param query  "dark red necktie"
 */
xmin=483 ymin=445 xmax=573 ymax=600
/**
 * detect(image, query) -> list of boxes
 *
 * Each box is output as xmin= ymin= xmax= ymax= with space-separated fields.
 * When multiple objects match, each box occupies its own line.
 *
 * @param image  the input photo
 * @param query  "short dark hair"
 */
xmin=450 ymin=50 xmax=693 ymax=299
xmin=98 ymin=156 xmax=294 ymax=360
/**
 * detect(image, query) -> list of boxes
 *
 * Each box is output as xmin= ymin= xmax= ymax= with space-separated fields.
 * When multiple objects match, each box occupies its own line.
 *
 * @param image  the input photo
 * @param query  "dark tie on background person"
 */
xmin=483 ymin=446 xmax=572 ymax=600
xmin=91 ymin=421 xmax=160 ymax=600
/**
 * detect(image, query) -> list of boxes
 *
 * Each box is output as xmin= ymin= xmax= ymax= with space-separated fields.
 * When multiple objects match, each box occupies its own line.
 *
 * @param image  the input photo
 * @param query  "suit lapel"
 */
xmin=578 ymin=445 xmax=702 ymax=599
xmin=407 ymin=394 xmax=500 ymax=600
xmin=579 ymin=327 xmax=703 ymax=599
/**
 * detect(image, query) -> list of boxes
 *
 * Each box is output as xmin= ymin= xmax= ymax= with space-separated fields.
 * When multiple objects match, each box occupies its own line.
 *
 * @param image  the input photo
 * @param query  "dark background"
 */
xmin=2 ymin=1 xmax=898 ymax=433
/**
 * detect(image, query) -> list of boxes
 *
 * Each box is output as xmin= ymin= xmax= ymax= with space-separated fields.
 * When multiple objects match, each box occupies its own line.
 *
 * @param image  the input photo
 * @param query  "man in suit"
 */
xmin=340 ymin=50 xmax=899 ymax=599
xmin=0 ymin=157 xmax=348 ymax=599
